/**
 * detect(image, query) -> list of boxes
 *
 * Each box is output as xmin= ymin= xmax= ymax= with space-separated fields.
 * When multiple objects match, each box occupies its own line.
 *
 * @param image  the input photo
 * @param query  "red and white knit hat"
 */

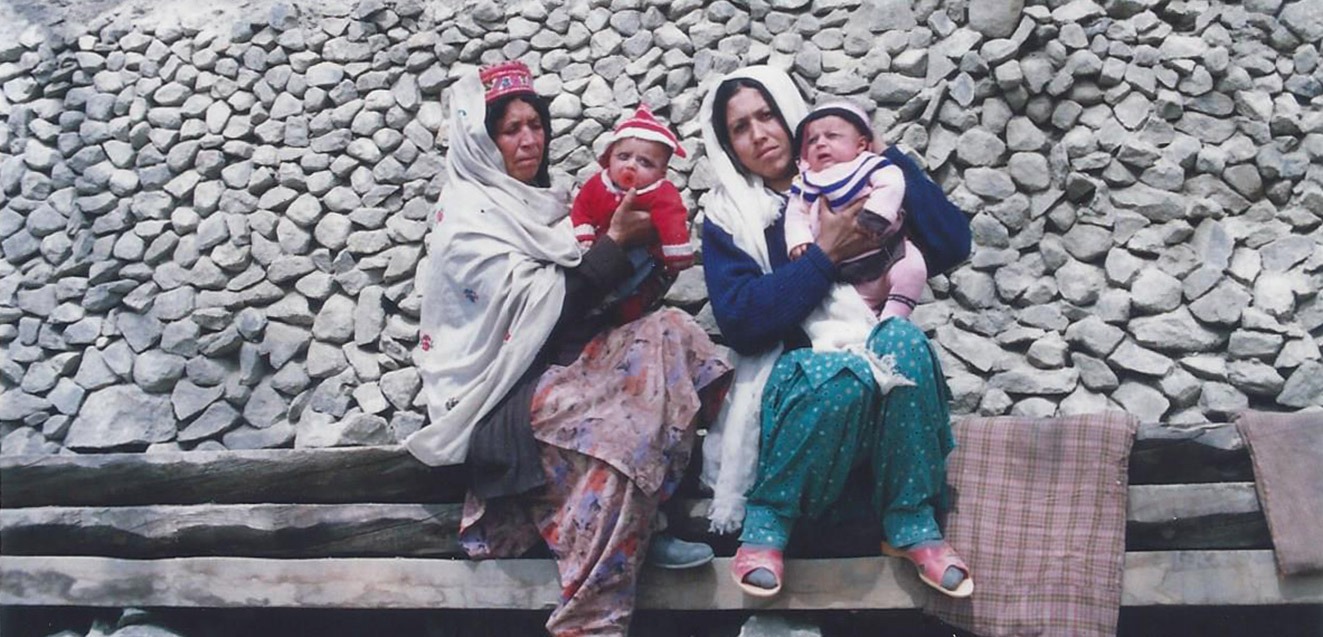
xmin=598 ymin=104 xmax=687 ymax=167
xmin=479 ymin=61 xmax=535 ymax=103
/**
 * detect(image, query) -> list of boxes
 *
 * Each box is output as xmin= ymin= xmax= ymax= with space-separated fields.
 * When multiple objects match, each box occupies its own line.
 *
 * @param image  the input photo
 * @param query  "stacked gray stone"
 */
xmin=0 ymin=0 xmax=1320 ymax=455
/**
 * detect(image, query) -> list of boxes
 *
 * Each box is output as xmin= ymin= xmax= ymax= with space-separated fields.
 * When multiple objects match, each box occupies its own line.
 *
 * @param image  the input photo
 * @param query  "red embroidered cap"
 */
xmin=479 ymin=60 xmax=535 ymax=103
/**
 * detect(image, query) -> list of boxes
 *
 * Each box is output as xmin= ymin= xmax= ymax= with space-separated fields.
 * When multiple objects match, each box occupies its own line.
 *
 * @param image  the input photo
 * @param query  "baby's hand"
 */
xmin=857 ymin=211 xmax=892 ymax=239
xmin=606 ymin=189 xmax=653 ymax=247
xmin=789 ymin=244 xmax=809 ymax=260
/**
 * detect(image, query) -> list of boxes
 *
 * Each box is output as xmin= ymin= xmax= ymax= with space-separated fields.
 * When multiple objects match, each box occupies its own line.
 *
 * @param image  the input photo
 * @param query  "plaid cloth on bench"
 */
xmin=925 ymin=412 xmax=1137 ymax=637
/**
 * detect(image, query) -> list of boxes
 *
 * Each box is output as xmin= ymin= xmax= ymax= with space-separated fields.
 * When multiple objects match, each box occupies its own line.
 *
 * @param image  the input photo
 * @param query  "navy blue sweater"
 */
xmin=702 ymin=214 xmax=837 ymax=356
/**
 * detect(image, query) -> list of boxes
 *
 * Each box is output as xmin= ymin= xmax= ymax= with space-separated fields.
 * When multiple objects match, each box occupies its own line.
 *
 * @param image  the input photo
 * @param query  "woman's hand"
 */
xmin=605 ymin=189 xmax=654 ymax=248
xmin=815 ymin=198 xmax=877 ymax=264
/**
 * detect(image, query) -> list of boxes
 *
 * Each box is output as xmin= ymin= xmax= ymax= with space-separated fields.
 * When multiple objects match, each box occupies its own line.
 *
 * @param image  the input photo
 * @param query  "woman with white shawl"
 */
xmin=407 ymin=62 xmax=731 ymax=637
xmin=698 ymin=66 xmax=973 ymax=599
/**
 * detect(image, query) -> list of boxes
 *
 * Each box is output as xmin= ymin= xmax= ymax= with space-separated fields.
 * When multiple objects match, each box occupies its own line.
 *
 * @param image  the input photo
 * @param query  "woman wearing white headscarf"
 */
xmin=408 ymin=62 xmax=731 ymax=636
xmin=698 ymin=66 xmax=972 ymax=599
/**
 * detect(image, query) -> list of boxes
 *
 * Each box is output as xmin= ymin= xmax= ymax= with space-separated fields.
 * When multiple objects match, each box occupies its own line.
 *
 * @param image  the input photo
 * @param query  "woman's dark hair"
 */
xmin=485 ymin=92 xmax=553 ymax=187
xmin=710 ymin=77 xmax=795 ymax=180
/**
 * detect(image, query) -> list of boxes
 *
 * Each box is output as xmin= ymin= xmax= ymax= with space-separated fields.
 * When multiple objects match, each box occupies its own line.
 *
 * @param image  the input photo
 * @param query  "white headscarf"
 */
xmin=698 ymin=66 xmax=809 ymax=533
xmin=406 ymin=73 xmax=582 ymax=466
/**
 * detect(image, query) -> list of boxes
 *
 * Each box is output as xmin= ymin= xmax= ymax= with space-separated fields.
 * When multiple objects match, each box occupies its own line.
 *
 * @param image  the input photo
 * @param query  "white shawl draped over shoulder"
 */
xmin=698 ymin=66 xmax=808 ymax=533
xmin=406 ymin=73 xmax=582 ymax=466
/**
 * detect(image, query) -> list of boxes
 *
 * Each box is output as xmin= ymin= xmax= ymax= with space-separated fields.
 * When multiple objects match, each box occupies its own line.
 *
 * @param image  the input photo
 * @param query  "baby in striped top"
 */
xmin=785 ymin=101 xmax=928 ymax=320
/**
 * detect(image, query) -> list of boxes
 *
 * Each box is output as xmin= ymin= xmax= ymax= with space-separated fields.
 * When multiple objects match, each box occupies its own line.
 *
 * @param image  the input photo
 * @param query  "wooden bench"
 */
xmin=2 ymin=422 xmax=1322 ymax=616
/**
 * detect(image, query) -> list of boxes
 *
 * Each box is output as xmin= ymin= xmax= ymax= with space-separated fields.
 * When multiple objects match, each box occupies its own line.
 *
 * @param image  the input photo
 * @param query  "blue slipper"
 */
xmin=646 ymin=534 xmax=715 ymax=570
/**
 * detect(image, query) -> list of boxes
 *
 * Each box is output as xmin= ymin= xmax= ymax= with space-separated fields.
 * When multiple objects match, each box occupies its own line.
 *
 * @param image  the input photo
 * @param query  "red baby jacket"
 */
xmin=570 ymin=172 xmax=694 ymax=273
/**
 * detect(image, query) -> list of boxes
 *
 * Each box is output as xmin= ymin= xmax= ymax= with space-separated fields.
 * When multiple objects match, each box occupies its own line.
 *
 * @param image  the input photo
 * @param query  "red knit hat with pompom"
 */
xmin=597 ymin=104 xmax=687 ymax=168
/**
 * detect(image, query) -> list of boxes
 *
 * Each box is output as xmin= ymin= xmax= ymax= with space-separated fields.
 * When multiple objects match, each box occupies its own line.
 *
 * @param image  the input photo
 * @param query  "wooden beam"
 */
xmin=0 ymin=424 xmax=1251 ymax=508
xmin=1 ymin=484 xmax=1270 ymax=559
xmin=2 ymin=484 xmax=1270 ymax=558
xmin=1131 ymin=422 xmax=1251 ymax=484
xmin=1121 ymin=551 xmax=1323 ymax=606
xmin=0 ymin=446 xmax=465 ymax=507
xmin=2 ymin=552 xmax=1319 ymax=610
xmin=0 ymin=503 xmax=464 ymax=558
xmin=1128 ymin=483 xmax=1260 ymax=523
xmin=1126 ymin=483 xmax=1269 ymax=550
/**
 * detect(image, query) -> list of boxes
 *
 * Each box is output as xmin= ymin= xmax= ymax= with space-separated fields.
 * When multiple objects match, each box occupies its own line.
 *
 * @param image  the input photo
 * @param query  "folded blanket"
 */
xmin=1236 ymin=409 xmax=1323 ymax=575
xmin=926 ymin=412 xmax=1137 ymax=637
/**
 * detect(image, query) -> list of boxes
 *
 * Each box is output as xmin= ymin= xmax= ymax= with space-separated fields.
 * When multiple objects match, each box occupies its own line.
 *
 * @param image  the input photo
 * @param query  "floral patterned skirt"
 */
xmin=459 ymin=308 xmax=730 ymax=637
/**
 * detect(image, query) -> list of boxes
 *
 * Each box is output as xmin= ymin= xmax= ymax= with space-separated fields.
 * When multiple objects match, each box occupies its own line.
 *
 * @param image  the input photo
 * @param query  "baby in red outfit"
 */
xmin=571 ymin=104 xmax=694 ymax=323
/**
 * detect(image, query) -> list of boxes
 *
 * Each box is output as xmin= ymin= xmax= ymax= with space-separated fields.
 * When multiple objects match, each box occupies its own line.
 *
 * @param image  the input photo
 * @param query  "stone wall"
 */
xmin=1 ymin=0 xmax=1321 ymax=455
